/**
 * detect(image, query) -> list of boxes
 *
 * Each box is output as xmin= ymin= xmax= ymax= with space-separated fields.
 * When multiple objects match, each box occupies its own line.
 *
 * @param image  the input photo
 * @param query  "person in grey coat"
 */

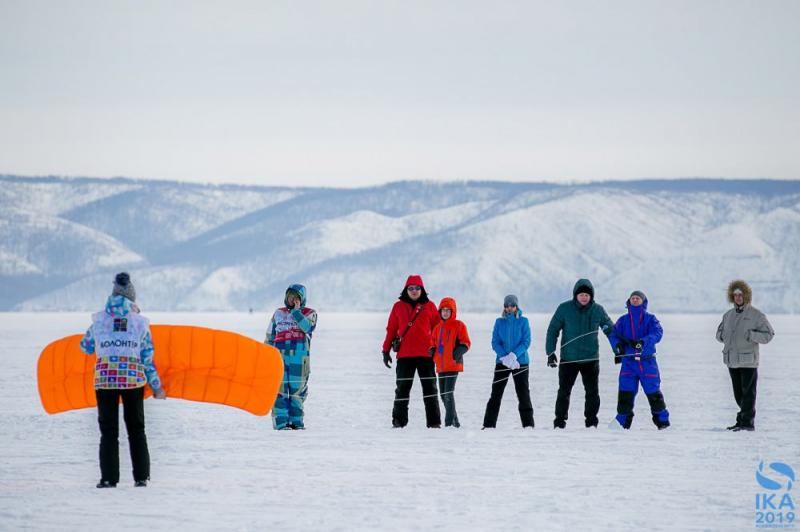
xmin=715 ymin=279 xmax=774 ymax=431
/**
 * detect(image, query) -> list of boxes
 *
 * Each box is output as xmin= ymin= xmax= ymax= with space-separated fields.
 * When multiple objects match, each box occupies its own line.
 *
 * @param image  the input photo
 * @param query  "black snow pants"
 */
xmin=729 ymin=367 xmax=758 ymax=428
xmin=96 ymin=387 xmax=150 ymax=483
xmin=482 ymin=364 xmax=534 ymax=428
xmin=392 ymin=357 xmax=442 ymax=428
xmin=554 ymin=360 xmax=600 ymax=427
xmin=438 ymin=372 xmax=460 ymax=427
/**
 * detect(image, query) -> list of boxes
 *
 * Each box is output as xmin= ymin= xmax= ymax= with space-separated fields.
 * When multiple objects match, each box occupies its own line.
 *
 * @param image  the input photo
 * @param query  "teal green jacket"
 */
xmin=545 ymin=279 xmax=614 ymax=363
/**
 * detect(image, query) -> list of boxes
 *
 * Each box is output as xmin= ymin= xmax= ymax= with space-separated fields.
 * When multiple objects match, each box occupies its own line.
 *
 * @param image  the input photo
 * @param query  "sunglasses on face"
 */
xmin=407 ymin=286 xmax=422 ymax=291
xmin=504 ymin=304 xmax=517 ymax=308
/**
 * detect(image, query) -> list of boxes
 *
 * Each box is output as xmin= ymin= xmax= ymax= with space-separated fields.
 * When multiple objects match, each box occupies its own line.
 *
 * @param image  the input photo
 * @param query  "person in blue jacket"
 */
xmin=482 ymin=295 xmax=534 ymax=428
xmin=609 ymin=290 xmax=670 ymax=430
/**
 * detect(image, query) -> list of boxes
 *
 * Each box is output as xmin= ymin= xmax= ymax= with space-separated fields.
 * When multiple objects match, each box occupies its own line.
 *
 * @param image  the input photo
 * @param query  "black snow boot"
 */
xmin=96 ymin=480 xmax=117 ymax=488
xmin=134 ymin=480 xmax=148 ymax=487
xmin=553 ymin=418 xmax=566 ymax=429
xmin=727 ymin=413 xmax=743 ymax=430
xmin=621 ymin=415 xmax=633 ymax=429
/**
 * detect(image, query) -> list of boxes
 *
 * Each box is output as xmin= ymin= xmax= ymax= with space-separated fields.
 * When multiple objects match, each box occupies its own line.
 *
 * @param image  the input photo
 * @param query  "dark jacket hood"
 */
xmin=572 ymin=278 xmax=595 ymax=302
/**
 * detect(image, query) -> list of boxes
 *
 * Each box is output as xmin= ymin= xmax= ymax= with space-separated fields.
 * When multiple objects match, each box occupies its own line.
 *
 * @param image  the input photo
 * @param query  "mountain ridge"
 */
xmin=2 ymin=174 xmax=798 ymax=313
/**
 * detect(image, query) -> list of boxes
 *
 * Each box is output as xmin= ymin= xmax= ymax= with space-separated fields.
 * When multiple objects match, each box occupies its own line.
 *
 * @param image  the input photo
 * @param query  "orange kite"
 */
xmin=37 ymin=325 xmax=284 ymax=416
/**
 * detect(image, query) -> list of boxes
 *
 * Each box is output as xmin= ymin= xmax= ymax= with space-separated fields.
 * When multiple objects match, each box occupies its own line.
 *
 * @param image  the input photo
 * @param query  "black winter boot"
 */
xmin=620 ymin=414 xmax=633 ymax=429
xmin=654 ymin=418 xmax=670 ymax=430
xmin=727 ymin=412 xmax=743 ymax=430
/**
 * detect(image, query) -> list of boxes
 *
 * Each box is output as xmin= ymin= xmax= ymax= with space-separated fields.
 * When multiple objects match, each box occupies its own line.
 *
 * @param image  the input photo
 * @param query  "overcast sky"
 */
xmin=1 ymin=1 xmax=798 ymax=187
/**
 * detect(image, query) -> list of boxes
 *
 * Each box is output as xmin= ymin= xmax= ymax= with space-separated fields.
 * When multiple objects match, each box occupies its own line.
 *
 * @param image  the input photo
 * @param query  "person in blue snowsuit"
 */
xmin=609 ymin=290 xmax=670 ymax=430
xmin=265 ymin=284 xmax=317 ymax=430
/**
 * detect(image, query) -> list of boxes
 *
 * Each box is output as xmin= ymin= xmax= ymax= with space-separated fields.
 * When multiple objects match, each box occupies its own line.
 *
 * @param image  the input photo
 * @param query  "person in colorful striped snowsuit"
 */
xmin=266 ymin=284 xmax=317 ymax=430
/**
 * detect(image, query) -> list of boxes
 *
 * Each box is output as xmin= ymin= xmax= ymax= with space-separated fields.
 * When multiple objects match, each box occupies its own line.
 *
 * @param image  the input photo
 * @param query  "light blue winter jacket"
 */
xmin=491 ymin=310 xmax=532 ymax=365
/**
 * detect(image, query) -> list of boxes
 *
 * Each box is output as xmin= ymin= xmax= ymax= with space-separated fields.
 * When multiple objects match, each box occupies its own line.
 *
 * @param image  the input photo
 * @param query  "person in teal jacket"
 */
xmin=545 ymin=279 xmax=614 ymax=429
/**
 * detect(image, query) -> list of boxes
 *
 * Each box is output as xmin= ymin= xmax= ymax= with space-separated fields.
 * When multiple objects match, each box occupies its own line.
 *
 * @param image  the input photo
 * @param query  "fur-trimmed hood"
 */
xmin=727 ymin=279 xmax=752 ymax=306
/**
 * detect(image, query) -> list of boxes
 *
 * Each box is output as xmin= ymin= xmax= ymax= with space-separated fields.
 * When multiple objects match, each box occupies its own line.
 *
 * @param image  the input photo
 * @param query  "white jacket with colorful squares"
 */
xmin=80 ymin=295 xmax=162 ymax=391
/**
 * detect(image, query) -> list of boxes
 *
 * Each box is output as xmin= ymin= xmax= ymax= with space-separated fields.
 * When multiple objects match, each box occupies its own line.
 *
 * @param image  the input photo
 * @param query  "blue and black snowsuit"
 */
xmin=609 ymin=298 xmax=670 ymax=429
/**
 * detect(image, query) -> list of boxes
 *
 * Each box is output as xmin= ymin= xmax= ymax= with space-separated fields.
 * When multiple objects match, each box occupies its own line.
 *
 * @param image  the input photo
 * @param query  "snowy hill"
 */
xmin=1 ymin=175 xmax=798 ymax=313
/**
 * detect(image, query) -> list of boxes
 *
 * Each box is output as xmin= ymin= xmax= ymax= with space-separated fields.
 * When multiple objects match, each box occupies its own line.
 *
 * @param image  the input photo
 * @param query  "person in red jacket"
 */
xmin=382 ymin=275 xmax=442 ymax=428
xmin=429 ymin=297 xmax=471 ymax=428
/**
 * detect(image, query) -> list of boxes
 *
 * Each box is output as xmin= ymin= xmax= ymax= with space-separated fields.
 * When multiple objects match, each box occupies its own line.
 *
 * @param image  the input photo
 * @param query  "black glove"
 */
xmin=453 ymin=343 xmax=469 ymax=363
xmin=547 ymin=354 xmax=558 ymax=368
xmin=633 ymin=340 xmax=643 ymax=351
xmin=428 ymin=346 xmax=436 ymax=357
xmin=382 ymin=351 xmax=392 ymax=368
xmin=614 ymin=343 xmax=624 ymax=364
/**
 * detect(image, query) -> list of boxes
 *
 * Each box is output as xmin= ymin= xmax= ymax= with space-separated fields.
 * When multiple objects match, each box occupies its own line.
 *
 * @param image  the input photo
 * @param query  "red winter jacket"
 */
xmin=430 ymin=297 xmax=471 ymax=373
xmin=382 ymin=275 xmax=440 ymax=358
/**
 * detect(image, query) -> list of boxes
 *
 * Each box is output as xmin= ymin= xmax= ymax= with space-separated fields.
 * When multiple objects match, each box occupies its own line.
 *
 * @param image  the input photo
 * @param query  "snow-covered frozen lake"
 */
xmin=1 ymin=312 xmax=798 ymax=531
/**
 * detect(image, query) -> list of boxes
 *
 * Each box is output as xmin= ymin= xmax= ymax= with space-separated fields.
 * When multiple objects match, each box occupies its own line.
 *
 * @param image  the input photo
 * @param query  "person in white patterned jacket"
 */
xmin=80 ymin=272 xmax=166 ymax=488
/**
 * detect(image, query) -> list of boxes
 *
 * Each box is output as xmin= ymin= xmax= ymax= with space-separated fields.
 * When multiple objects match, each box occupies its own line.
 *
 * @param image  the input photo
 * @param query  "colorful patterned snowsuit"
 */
xmin=266 ymin=284 xmax=317 ymax=430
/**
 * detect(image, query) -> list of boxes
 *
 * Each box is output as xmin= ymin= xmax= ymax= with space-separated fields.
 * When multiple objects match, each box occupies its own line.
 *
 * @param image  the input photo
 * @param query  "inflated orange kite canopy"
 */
xmin=37 ymin=325 xmax=284 ymax=416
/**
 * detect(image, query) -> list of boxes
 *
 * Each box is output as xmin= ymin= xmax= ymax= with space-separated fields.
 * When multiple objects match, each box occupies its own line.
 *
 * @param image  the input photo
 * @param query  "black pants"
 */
xmin=438 ymin=372 xmax=460 ymax=427
xmin=555 ymin=360 xmax=600 ymax=426
xmin=392 ymin=357 xmax=442 ymax=428
xmin=482 ymin=364 xmax=534 ymax=428
xmin=617 ymin=390 xmax=668 ymax=428
xmin=96 ymin=387 xmax=150 ymax=483
xmin=729 ymin=367 xmax=758 ymax=428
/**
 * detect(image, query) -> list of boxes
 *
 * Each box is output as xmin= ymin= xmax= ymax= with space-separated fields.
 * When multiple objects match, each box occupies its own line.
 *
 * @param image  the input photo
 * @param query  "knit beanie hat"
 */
xmin=629 ymin=290 xmax=646 ymax=301
xmin=112 ymin=272 xmax=136 ymax=302
xmin=575 ymin=286 xmax=592 ymax=296
xmin=503 ymin=294 xmax=519 ymax=307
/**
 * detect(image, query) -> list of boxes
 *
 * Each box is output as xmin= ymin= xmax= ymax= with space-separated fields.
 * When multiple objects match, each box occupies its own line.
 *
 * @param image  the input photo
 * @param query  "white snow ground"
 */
xmin=1 ymin=312 xmax=798 ymax=531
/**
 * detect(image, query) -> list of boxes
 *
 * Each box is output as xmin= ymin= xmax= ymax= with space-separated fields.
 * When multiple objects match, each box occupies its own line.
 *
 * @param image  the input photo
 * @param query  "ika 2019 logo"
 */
xmin=755 ymin=461 xmax=796 ymax=528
